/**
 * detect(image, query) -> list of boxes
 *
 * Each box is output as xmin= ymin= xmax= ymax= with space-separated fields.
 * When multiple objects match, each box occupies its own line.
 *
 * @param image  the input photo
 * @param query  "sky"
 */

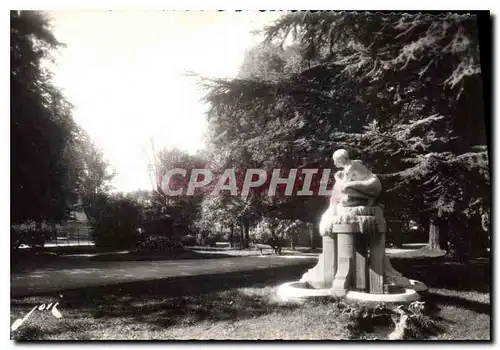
xmin=47 ymin=10 xmax=282 ymax=193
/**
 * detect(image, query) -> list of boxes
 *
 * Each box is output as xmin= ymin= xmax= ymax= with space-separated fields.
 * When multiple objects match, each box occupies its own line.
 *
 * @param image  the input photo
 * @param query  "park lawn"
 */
xmin=388 ymin=246 xmax=447 ymax=259
xmin=11 ymin=287 xmax=354 ymax=340
xmin=10 ymin=284 xmax=490 ymax=340
xmin=88 ymin=245 xmax=319 ymax=262
xmin=11 ymin=247 xmax=490 ymax=340
xmin=425 ymin=288 xmax=490 ymax=340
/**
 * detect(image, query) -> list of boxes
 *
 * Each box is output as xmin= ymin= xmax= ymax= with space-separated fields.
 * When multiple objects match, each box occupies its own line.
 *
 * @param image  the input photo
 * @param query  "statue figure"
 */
xmin=320 ymin=149 xmax=385 ymax=236
xmin=331 ymin=149 xmax=382 ymax=207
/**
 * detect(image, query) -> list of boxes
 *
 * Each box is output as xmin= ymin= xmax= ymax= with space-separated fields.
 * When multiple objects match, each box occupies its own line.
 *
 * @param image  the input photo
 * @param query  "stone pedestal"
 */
xmin=322 ymin=235 xmax=337 ymax=288
xmin=355 ymin=233 xmax=368 ymax=292
xmin=369 ymin=230 xmax=385 ymax=294
xmin=300 ymin=235 xmax=336 ymax=288
xmin=302 ymin=207 xmax=388 ymax=296
xmin=328 ymin=223 xmax=385 ymax=296
xmin=289 ymin=205 xmax=428 ymax=302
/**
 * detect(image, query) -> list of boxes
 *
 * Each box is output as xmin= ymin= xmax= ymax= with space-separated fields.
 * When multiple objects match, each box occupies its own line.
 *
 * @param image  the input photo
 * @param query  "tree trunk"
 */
xmin=428 ymin=218 xmax=440 ymax=250
xmin=229 ymin=223 xmax=234 ymax=248
xmin=310 ymin=224 xmax=318 ymax=251
xmin=290 ymin=227 xmax=298 ymax=250
xmin=427 ymin=208 xmax=443 ymax=251
xmin=239 ymin=220 xmax=245 ymax=249
xmin=243 ymin=220 xmax=250 ymax=249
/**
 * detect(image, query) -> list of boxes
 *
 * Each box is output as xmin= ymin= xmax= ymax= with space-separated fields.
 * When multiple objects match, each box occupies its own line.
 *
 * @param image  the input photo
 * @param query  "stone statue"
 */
xmin=320 ymin=149 xmax=385 ymax=236
xmin=331 ymin=149 xmax=382 ymax=207
xmin=278 ymin=148 xmax=428 ymax=302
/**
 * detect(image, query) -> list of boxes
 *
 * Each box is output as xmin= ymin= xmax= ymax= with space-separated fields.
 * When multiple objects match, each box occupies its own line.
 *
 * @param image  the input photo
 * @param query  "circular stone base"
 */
xmin=405 ymin=279 xmax=428 ymax=292
xmin=277 ymin=281 xmax=331 ymax=301
xmin=277 ymin=280 xmax=426 ymax=303
xmin=345 ymin=288 xmax=420 ymax=303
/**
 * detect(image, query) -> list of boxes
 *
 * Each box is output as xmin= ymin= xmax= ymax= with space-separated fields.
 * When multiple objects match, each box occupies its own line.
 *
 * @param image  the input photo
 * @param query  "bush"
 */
xmin=195 ymin=231 xmax=218 ymax=247
xmin=89 ymin=196 xmax=142 ymax=249
xmin=249 ymin=217 xmax=302 ymax=252
xmin=204 ymin=236 xmax=217 ymax=247
xmin=180 ymin=234 xmax=197 ymax=246
xmin=210 ymin=232 xmax=223 ymax=242
xmin=11 ymin=224 xmax=51 ymax=252
xmin=137 ymin=236 xmax=184 ymax=253
xmin=266 ymin=236 xmax=287 ymax=254
xmin=342 ymin=301 xmax=441 ymax=340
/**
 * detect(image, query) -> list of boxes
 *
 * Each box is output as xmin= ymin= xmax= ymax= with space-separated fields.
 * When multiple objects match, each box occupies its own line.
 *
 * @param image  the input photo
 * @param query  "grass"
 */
xmin=10 ymin=289 xmax=354 ymax=340
xmin=11 ymin=264 xmax=354 ymax=340
xmin=89 ymin=245 xmax=318 ymax=262
xmin=10 ymin=254 xmax=490 ymax=341
xmin=89 ymin=249 xmax=234 ymax=262
xmin=388 ymin=246 xmax=447 ymax=259
xmin=12 ymin=245 xmax=320 ymax=267
xmin=10 ymin=287 xmax=490 ymax=340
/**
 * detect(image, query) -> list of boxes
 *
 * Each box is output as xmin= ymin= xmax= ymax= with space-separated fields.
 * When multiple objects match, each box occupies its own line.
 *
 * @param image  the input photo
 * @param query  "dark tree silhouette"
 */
xmin=11 ymin=10 xmax=81 ymax=224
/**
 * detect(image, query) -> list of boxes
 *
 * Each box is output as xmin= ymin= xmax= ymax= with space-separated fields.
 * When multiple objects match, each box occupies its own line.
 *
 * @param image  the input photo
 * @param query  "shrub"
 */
xmin=137 ymin=236 xmax=184 ymax=253
xmin=195 ymin=231 xmax=218 ymax=247
xmin=11 ymin=224 xmax=51 ymax=252
xmin=204 ymin=236 xmax=217 ymax=247
xmin=89 ymin=196 xmax=142 ymax=249
xmin=210 ymin=232 xmax=223 ymax=242
xmin=266 ymin=236 xmax=287 ymax=254
xmin=250 ymin=217 xmax=300 ymax=253
xmin=180 ymin=234 xmax=197 ymax=246
xmin=197 ymin=235 xmax=217 ymax=247
xmin=342 ymin=301 xmax=441 ymax=340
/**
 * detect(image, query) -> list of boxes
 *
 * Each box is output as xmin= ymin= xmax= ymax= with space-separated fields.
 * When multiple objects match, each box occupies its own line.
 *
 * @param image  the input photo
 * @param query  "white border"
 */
xmin=2 ymin=2 xmax=497 ymax=348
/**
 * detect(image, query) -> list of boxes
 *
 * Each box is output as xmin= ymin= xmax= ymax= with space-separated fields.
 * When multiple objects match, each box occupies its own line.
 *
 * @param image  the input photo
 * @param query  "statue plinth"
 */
xmin=303 ymin=206 xmax=386 ymax=296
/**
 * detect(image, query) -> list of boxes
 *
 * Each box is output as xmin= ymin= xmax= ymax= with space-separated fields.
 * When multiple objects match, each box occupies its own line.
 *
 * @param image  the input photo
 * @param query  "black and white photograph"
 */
xmin=9 ymin=8 xmax=491 ymax=341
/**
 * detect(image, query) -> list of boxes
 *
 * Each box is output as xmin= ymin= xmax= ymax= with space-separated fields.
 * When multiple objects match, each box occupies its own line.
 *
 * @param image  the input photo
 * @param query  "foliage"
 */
xmin=249 ymin=217 xmax=311 ymax=251
xmin=196 ymin=195 xmax=242 ymax=233
xmin=76 ymin=135 xmax=116 ymax=221
xmin=179 ymin=234 xmax=197 ymax=247
xmin=126 ymin=190 xmax=156 ymax=222
xmin=89 ymin=193 xmax=143 ymax=249
xmin=148 ymin=147 xmax=206 ymax=231
xmin=11 ymin=223 xmax=53 ymax=252
xmin=199 ymin=11 xmax=488 ymax=257
xmin=196 ymin=232 xmax=218 ymax=247
xmin=137 ymin=236 xmax=184 ymax=253
xmin=342 ymin=301 xmax=441 ymax=340
xmin=10 ymin=10 xmax=115 ymax=234
xmin=200 ymin=42 xmax=354 ymax=242
xmin=11 ymin=10 xmax=82 ymax=224
xmin=261 ymin=12 xmax=488 ymax=256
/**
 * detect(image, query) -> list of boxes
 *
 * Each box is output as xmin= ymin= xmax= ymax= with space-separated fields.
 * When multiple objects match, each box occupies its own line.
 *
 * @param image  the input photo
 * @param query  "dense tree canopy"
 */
xmin=11 ymin=11 xmax=116 ymax=236
xmin=11 ymin=10 xmax=82 ymax=224
xmin=200 ymin=11 xmax=489 ymax=256
xmin=147 ymin=147 xmax=207 ymax=232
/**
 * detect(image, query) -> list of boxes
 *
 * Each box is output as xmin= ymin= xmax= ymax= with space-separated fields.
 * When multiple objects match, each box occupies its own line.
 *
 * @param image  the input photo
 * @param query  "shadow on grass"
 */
xmin=11 ymin=248 xmax=248 ymax=273
xmin=11 ymin=262 xmax=315 ymax=336
xmin=11 ymin=252 xmax=64 ymax=274
xmin=89 ymin=249 xmax=240 ymax=262
xmin=39 ymin=245 xmax=107 ymax=255
xmin=421 ymin=291 xmax=490 ymax=315
xmin=389 ymin=256 xmax=490 ymax=293
xmin=11 ymin=246 xmax=119 ymax=273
